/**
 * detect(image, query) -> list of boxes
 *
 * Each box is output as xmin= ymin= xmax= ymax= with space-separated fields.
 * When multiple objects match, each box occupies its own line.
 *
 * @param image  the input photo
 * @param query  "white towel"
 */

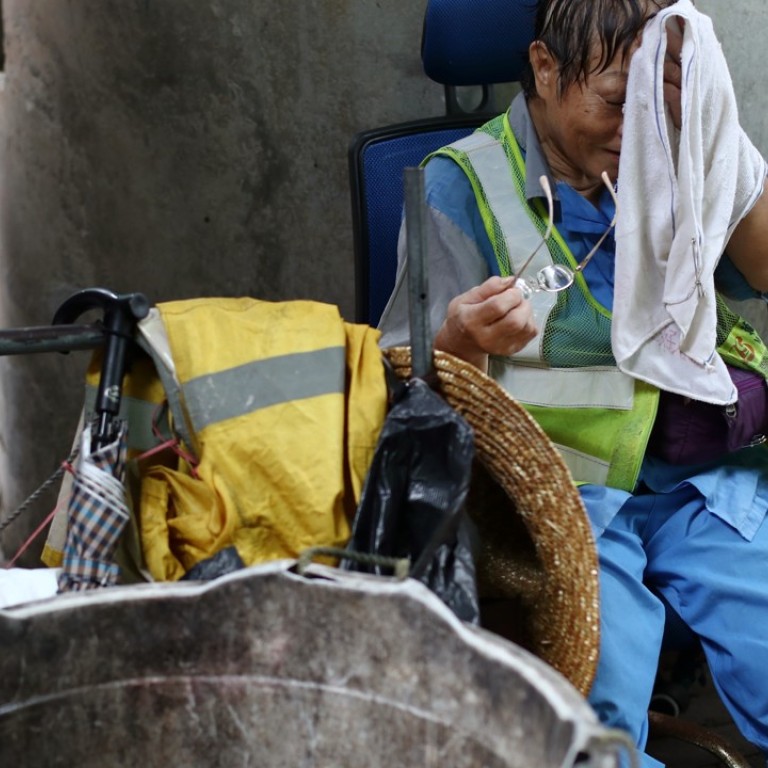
xmin=612 ymin=0 xmax=767 ymax=405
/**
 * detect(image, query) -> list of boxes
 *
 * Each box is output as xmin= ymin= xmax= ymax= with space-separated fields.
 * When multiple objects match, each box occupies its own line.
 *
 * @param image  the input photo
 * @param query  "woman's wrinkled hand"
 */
xmin=434 ymin=276 xmax=538 ymax=372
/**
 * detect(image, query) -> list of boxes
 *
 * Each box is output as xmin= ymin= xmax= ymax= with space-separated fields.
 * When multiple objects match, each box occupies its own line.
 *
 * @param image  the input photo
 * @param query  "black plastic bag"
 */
xmin=181 ymin=546 xmax=245 ymax=581
xmin=344 ymin=375 xmax=479 ymax=624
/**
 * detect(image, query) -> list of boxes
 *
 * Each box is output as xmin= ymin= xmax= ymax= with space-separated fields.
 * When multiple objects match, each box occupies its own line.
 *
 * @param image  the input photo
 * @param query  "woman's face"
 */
xmin=530 ymin=38 xmax=641 ymax=194
xmin=553 ymin=55 xmax=631 ymax=182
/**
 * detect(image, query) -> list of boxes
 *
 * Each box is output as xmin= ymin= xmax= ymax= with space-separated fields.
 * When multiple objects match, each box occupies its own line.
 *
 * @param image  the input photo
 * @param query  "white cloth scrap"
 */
xmin=612 ymin=0 xmax=767 ymax=404
xmin=0 ymin=568 xmax=60 ymax=609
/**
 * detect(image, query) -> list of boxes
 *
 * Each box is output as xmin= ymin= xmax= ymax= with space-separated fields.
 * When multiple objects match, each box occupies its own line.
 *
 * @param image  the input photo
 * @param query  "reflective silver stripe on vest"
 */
xmin=182 ymin=347 xmax=346 ymax=433
xmin=554 ymin=443 xmax=611 ymax=486
xmin=450 ymin=133 xmax=557 ymax=362
xmin=489 ymin=357 xmax=635 ymax=409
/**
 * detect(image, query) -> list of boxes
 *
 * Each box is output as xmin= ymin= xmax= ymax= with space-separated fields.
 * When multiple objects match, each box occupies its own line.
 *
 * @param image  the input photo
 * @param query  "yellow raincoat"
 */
xmin=44 ymin=298 xmax=388 ymax=582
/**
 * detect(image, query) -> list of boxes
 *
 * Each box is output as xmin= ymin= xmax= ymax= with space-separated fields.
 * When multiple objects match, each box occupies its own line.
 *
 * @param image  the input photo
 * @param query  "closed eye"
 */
xmin=586 ymin=84 xmax=626 ymax=110
xmin=601 ymin=91 xmax=626 ymax=107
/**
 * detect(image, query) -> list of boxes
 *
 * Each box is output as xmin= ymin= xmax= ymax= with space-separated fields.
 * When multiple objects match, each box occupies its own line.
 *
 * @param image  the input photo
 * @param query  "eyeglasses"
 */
xmin=512 ymin=171 xmax=618 ymax=300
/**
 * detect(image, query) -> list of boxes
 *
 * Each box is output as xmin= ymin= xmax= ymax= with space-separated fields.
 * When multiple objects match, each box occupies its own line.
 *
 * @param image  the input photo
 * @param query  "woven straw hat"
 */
xmin=385 ymin=347 xmax=600 ymax=697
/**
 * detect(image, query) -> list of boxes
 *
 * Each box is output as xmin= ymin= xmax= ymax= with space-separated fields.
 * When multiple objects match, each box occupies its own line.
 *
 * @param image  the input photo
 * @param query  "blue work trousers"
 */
xmin=585 ymin=484 xmax=768 ymax=768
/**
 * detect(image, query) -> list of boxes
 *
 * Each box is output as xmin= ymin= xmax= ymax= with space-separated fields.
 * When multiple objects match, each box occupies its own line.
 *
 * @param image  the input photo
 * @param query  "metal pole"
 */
xmin=0 ymin=325 xmax=105 ymax=356
xmin=403 ymin=166 xmax=434 ymax=380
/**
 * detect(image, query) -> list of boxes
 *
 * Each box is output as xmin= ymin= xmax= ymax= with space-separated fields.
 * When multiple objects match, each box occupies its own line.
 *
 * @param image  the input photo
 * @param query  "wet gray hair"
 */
xmin=520 ymin=0 xmax=678 ymax=98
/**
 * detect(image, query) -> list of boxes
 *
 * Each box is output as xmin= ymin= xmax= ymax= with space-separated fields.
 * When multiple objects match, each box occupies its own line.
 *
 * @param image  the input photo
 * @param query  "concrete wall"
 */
xmin=698 ymin=0 xmax=768 ymax=155
xmin=1 ymin=0 xmax=766 ymax=562
xmin=696 ymin=0 xmax=768 ymax=340
xmin=0 ymin=0 xmax=450 ymax=561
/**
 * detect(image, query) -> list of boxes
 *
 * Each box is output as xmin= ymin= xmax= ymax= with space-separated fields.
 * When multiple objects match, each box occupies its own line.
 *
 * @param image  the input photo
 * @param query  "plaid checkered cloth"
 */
xmin=58 ymin=421 xmax=130 ymax=592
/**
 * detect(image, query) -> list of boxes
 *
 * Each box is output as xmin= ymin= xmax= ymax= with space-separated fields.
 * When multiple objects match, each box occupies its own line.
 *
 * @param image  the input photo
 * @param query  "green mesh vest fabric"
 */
xmin=430 ymin=114 xmax=614 ymax=368
xmin=716 ymin=294 xmax=768 ymax=377
xmin=429 ymin=112 xmax=768 ymax=376
xmin=423 ymin=111 xmax=768 ymax=490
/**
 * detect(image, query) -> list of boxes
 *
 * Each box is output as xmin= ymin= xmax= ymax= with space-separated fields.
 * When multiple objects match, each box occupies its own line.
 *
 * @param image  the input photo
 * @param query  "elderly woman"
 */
xmin=378 ymin=1 xmax=768 ymax=766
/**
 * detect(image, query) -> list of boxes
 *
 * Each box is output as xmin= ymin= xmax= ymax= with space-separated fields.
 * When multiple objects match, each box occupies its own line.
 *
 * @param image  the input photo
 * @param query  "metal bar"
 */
xmin=51 ymin=288 xmax=151 ymax=450
xmin=404 ymin=166 xmax=434 ymax=380
xmin=0 ymin=324 xmax=105 ymax=356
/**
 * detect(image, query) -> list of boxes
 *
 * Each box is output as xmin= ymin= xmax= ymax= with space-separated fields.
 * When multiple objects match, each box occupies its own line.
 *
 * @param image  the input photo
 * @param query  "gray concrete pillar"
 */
xmin=0 ymin=0 xmax=446 ymax=561
xmin=697 ymin=0 xmax=768 ymax=339
xmin=698 ymin=0 xmax=768 ymax=156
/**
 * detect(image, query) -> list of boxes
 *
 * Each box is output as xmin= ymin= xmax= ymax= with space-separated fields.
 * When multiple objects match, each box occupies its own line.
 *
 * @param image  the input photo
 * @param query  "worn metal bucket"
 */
xmin=0 ymin=562 xmax=626 ymax=767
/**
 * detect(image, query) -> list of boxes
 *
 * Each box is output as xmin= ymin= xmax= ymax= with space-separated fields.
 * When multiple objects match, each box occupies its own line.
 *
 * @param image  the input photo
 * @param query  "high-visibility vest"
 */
xmin=427 ymin=113 xmax=768 ymax=490
xmin=43 ymin=297 xmax=388 ymax=582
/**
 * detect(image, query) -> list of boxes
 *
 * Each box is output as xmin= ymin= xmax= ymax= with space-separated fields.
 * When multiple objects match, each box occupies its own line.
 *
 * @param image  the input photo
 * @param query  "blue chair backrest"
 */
xmin=349 ymin=116 xmax=488 ymax=325
xmin=422 ymin=0 xmax=537 ymax=86
xmin=349 ymin=0 xmax=538 ymax=326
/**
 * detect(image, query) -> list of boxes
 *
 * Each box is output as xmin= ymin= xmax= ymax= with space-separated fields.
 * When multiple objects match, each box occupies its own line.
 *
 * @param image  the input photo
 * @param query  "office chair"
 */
xmin=347 ymin=1 xmax=755 ymax=765
xmin=349 ymin=116 xmax=490 ymax=326
xmin=348 ymin=1 xmax=537 ymax=326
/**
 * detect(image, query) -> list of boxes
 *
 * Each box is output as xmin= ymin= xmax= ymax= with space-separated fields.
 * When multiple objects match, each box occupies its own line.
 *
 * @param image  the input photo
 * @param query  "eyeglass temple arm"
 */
xmin=511 ymin=175 xmax=554 ymax=283
xmin=573 ymin=172 xmax=619 ymax=275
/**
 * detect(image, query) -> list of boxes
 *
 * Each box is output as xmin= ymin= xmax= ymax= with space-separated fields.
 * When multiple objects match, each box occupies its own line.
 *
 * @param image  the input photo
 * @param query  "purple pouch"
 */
xmin=647 ymin=365 xmax=768 ymax=465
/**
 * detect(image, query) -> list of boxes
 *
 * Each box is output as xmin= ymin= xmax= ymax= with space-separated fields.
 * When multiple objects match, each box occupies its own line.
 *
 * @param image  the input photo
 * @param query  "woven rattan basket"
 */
xmin=385 ymin=346 xmax=600 ymax=697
